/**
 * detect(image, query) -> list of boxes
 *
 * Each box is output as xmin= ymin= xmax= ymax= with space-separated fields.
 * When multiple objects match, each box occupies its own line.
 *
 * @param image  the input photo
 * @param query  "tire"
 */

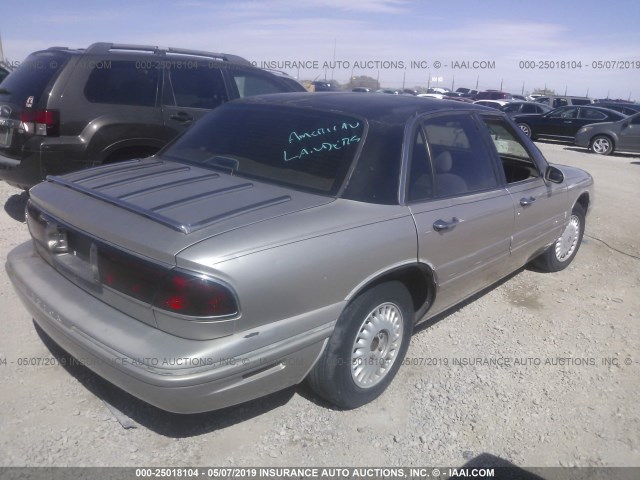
xmin=517 ymin=123 xmax=534 ymax=139
xmin=307 ymin=281 xmax=413 ymax=409
xmin=590 ymin=135 xmax=614 ymax=155
xmin=532 ymin=203 xmax=586 ymax=272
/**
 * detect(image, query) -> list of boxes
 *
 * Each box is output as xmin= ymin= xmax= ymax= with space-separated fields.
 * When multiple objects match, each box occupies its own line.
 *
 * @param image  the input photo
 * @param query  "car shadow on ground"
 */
xmin=461 ymin=453 xmax=546 ymax=479
xmin=4 ymin=190 xmax=28 ymax=222
xmin=34 ymin=322 xmax=295 ymax=437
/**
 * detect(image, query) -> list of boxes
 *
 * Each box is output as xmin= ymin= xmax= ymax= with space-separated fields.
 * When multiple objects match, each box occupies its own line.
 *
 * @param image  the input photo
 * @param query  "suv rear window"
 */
xmin=0 ymin=51 xmax=70 ymax=107
xmin=163 ymin=104 xmax=365 ymax=196
xmin=84 ymin=61 xmax=159 ymax=107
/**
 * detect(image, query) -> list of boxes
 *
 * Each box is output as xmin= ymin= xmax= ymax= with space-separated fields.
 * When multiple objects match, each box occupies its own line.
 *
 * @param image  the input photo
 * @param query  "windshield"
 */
xmin=162 ymin=103 xmax=365 ymax=196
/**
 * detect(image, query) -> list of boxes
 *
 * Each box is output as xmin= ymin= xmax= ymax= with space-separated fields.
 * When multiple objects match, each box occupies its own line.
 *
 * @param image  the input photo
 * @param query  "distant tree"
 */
xmin=346 ymin=75 xmax=380 ymax=91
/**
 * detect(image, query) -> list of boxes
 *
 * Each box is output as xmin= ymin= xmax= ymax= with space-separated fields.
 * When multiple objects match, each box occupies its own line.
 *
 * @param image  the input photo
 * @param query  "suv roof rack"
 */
xmin=84 ymin=42 xmax=252 ymax=65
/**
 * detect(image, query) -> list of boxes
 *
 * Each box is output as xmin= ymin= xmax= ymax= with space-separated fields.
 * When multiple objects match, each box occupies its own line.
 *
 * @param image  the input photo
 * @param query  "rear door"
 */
xmin=161 ymin=65 xmax=228 ymax=138
xmin=542 ymin=107 xmax=578 ymax=137
xmin=407 ymin=112 xmax=514 ymax=312
xmin=576 ymin=108 xmax=609 ymax=136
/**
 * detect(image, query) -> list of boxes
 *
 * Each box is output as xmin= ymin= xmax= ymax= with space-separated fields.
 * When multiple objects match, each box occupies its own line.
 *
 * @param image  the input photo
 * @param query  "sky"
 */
xmin=1 ymin=0 xmax=639 ymax=99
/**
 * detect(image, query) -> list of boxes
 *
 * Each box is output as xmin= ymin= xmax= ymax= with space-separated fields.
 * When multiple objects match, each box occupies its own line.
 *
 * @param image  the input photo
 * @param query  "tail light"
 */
xmin=154 ymin=269 xmax=239 ymax=317
xmin=27 ymin=202 xmax=238 ymax=319
xmin=20 ymin=109 xmax=60 ymax=136
xmin=97 ymin=243 xmax=238 ymax=318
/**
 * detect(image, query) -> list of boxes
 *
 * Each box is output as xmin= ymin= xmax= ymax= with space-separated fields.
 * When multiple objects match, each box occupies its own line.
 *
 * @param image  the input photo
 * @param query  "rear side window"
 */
xmin=579 ymin=108 xmax=606 ymax=120
xmin=421 ymin=114 xmax=500 ymax=197
xmin=84 ymin=61 xmax=159 ymax=107
xmin=0 ymin=51 xmax=70 ymax=107
xmin=231 ymin=71 xmax=293 ymax=97
xmin=571 ymin=98 xmax=592 ymax=105
xmin=164 ymin=68 xmax=227 ymax=109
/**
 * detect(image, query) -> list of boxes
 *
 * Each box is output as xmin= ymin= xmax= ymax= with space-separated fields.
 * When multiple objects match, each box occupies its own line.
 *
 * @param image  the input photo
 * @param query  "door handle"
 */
xmin=433 ymin=217 xmax=460 ymax=232
xmin=563 ymin=120 xmax=573 ymax=123
xmin=169 ymin=112 xmax=194 ymax=123
xmin=520 ymin=196 xmax=536 ymax=206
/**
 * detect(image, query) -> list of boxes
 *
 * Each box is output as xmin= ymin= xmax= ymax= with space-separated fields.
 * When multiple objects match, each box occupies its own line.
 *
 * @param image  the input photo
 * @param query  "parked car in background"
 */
xmin=352 ymin=87 xmax=371 ymax=92
xmin=418 ymin=92 xmax=445 ymax=99
xmin=534 ymin=96 xmax=593 ymax=108
xmin=311 ymin=81 xmax=340 ymax=92
xmin=473 ymin=99 xmax=511 ymax=110
xmin=513 ymin=105 xmax=626 ymax=140
xmin=7 ymin=92 xmax=593 ymax=413
xmin=455 ymin=87 xmax=477 ymax=95
xmin=575 ymin=112 xmax=640 ymax=155
xmin=511 ymin=94 xmax=527 ymax=101
xmin=0 ymin=43 xmax=306 ymax=189
xmin=475 ymin=90 xmax=513 ymax=100
xmin=592 ymin=102 xmax=640 ymax=116
xmin=376 ymin=88 xmax=402 ymax=94
xmin=501 ymin=101 xmax=553 ymax=117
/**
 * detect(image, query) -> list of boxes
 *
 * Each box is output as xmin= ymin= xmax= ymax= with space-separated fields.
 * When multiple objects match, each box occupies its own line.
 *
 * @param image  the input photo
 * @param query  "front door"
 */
xmin=407 ymin=113 xmax=514 ymax=314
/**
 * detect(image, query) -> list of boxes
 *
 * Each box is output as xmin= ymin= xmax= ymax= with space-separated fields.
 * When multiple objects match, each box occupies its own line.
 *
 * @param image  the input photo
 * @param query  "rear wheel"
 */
xmin=307 ymin=281 xmax=413 ymax=409
xmin=517 ymin=123 xmax=535 ymax=140
xmin=590 ymin=135 xmax=614 ymax=155
xmin=532 ymin=203 xmax=586 ymax=272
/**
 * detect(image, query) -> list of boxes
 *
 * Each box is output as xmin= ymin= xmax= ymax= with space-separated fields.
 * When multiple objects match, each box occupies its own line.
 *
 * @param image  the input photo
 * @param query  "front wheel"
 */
xmin=307 ymin=281 xmax=413 ymax=409
xmin=590 ymin=135 xmax=614 ymax=155
xmin=531 ymin=203 xmax=586 ymax=272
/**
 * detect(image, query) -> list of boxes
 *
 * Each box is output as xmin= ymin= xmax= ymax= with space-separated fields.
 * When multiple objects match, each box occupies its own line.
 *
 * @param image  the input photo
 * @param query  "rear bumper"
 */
xmin=0 ymin=150 xmax=42 ymax=189
xmin=6 ymin=241 xmax=335 ymax=413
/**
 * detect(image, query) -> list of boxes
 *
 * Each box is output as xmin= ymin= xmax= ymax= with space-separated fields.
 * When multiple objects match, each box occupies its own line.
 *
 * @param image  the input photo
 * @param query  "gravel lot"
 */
xmin=0 ymin=142 xmax=638 ymax=469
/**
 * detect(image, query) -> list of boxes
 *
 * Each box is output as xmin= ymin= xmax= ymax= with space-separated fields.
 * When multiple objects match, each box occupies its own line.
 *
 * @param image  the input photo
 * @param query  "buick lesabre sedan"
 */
xmin=7 ymin=93 xmax=593 ymax=413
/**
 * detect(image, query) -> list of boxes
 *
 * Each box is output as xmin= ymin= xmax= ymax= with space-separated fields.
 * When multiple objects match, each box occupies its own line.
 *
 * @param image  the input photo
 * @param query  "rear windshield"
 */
xmin=0 ymin=51 xmax=70 ymax=106
xmin=163 ymin=103 xmax=365 ymax=196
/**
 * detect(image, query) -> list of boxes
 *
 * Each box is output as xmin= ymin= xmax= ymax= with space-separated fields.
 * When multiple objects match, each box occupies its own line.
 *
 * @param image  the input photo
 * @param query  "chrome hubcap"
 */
xmin=519 ymin=124 xmax=530 ymax=136
xmin=592 ymin=138 xmax=610 ymax=154
xmin=351 ymin=302 xmax=403 ymax=388
xmin=555 ymin=214 xmax=580 ymax=262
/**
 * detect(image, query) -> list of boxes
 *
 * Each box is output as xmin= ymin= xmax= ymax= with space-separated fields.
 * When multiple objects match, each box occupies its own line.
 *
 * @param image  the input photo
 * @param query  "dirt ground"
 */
xmin=0 ymin=141 xmax=638 ymax=469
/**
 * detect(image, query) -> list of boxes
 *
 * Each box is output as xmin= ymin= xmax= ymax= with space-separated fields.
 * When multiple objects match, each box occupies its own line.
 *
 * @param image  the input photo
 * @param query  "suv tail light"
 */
xmin=21 ymin=109 xmax=60 ymax=136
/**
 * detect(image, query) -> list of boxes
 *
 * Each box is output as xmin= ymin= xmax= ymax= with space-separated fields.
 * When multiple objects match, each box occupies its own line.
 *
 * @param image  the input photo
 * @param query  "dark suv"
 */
xmin=0 ymin=43 xmax=305 ymax=189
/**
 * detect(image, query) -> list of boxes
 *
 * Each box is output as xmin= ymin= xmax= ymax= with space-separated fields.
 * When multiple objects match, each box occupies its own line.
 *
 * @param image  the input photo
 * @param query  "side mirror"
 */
xmin=621 ymin=122 xmax=630 ymax=130
xmin=545 ymin=165 xmax=564 ymax=184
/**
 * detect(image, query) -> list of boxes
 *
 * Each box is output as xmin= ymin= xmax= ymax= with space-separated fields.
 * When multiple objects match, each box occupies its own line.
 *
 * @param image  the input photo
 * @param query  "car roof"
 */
xmin=232 ymin=92 xmax=490 ymax=124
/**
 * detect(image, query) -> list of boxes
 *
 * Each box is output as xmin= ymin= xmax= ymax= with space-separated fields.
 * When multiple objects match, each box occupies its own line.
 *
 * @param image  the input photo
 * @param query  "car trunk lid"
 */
xmin=29 ymin=157 xmax=334 ymax=264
